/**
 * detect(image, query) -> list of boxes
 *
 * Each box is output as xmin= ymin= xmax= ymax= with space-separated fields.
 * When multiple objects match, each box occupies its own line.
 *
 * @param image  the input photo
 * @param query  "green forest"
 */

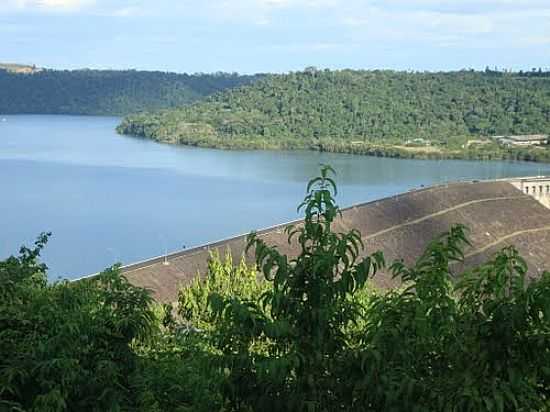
xmin=2 ymin=168 xmax=550 ymax=411
xmin=118 ymin=68 xmax=550 ymax=161
xmin=0 ymin=68 xmax=263 ymax=116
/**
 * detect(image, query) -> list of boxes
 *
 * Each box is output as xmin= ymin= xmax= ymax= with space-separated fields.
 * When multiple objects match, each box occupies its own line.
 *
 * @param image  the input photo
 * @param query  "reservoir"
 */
xmin=1 ymin=115 xmax=549 ymax=280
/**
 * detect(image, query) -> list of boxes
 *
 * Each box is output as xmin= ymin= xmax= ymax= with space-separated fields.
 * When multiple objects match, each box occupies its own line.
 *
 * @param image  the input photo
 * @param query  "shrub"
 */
xmin=208 ymin=166 xmax=384 ymax=411
xmin=0 ymin=234 xmax=155 ymax=411
xmin=348 ymin=228 xmax=550 ymax=411
xmin=178 ymin=250 xmax=266 ymax=331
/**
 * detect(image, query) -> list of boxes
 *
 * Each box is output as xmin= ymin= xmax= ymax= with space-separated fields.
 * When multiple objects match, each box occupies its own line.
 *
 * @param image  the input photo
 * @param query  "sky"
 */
xmin=1 ymin=0 xmax=549 ymax=74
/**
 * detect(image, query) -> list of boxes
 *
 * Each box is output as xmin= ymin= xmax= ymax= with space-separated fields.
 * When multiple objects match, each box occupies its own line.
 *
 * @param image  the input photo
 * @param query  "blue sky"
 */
xmin=1 ymin=0 xmax=549 ymax=73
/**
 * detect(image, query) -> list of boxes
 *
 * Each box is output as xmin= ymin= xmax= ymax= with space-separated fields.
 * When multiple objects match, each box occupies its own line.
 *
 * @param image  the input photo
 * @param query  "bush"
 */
xmin=207 ymin=166 xmax=385 ymax=410
xmin=178 ymin=250 xmax=266 ymax=331
xmin=0 ymin=235 xmax=220 ymax=412
xmin=0 ymin=234 xmax=154 ymax=411
xmin=348 ymin=230 xmax=550 ymax=411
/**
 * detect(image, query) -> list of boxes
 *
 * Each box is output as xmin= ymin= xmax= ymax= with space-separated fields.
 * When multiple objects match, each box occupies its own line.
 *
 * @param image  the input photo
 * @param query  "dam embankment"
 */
xmin=120 ymin=177 xmax=550 ymax=303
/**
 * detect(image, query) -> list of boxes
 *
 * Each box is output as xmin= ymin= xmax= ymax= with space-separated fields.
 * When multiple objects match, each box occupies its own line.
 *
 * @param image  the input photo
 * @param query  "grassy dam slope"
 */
xmin=120 ymin=178 xmax=550 ymax=302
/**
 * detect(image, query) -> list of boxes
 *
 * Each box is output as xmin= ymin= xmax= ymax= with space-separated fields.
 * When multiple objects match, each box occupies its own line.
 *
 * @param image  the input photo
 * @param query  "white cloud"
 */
xmin=3 ymin=0 xmax=95 ymax=12
xmin=109 ymin=6 xmax=144 ymax=17
xmin=342 ymin=6 xmax=494 ymax=34
xmin=3 ymin=0 xmax=550 ymax=17
xmin=415 ymin=11 xmax=494 ymax=34
xmin=180 ymin=0 xmax=343 ymax=25
xmin=126 ymin=0 xmax=550 ymax=52
xmin=37 ymin=0 xmax=94 ymax=8
xmin=0 ymin=22 xmax=33 ymax=32
xmin=271 ymin=41 xmax=359 ymax=53
xmin=337 ymin=0 xmax=550 ymax=50
xmin=518 ymin=35 xmax=550 ymax=46
xmin=2 ymin=0 xmax=549 ymax=53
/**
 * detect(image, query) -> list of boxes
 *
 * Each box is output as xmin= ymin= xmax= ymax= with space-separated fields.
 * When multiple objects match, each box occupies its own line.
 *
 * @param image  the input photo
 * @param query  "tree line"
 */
xmin=0 ymin=68 xmax=263 ymax=116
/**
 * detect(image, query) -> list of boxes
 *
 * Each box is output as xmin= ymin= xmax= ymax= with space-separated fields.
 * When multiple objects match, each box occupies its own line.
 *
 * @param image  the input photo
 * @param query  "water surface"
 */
xmin=1 ymin=115 xmax=549 ymax=279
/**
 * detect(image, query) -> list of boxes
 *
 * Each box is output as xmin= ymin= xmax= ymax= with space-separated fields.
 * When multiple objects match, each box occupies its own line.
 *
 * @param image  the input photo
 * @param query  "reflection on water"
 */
xmin=1 ymin=115 xmax=549 ymax=279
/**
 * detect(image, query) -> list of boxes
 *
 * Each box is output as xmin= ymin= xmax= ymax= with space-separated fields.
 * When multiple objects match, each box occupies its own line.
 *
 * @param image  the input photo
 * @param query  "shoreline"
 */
xmin=118 ymin=129 xmax=550 ymax=164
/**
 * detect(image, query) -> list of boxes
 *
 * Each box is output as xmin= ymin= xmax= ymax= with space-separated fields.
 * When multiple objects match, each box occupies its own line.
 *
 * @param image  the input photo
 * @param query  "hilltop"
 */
xmin=118 ymin=68 xmax=550 ymax=161
xmin=0 ymin=62 xmax=43 ymax=74
xmin=0 ymin=67 xmax=263 ymax=116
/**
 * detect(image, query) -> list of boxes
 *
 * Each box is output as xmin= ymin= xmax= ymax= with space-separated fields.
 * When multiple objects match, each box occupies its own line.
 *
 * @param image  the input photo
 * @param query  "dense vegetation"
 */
xmin=118 ymin=68 xmax=550 ymax=161
xmin=0 ymin=68 xmax=263 ymax=115
xmin=2 ymin=167 xmax=550 ymax=411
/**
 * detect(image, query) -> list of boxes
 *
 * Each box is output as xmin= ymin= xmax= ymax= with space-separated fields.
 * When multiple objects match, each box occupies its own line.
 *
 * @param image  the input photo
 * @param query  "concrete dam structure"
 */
xmin=122 ymin=177 xmax=550 ymax=303
xmin=510 ymin=176 xmax=550 ymax=209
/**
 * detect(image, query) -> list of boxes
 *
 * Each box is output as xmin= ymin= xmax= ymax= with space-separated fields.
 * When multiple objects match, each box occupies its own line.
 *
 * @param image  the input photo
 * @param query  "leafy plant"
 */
xmin=204 ymin=166 xmax=550 ymax=411
xmin=347 ymin=228 xmax=550 ymax=411
xmin=208 ymin=165 xmax=384 ymax=411
xmin=0 ymin=235 xmax=155 ymax=411
xmin=178 ymin=250 xmax=266 ymax=331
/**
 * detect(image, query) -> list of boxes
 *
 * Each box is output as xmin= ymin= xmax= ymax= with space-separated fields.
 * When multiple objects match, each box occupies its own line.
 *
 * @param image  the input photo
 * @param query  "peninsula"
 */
xmin=118 ymin=68 xmax=550 ymax=162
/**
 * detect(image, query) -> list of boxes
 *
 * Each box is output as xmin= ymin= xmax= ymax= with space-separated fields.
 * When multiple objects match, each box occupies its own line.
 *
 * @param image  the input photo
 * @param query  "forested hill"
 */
xmin=0 ymin=68 xmax=263 ymax=116
xmin=117 ymin=69 xmax=550 ymax=155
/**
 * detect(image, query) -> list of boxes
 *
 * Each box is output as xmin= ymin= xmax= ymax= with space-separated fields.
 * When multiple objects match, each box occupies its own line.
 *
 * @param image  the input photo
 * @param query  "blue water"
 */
xmin=1 ymin=115 xmax=549 ymax=279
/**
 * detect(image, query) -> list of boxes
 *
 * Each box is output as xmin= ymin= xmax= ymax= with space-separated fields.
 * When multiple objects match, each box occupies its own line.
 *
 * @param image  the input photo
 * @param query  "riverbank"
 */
xmin=116 ymin=68 xmax=550 ymax=163
xmin=117 ymin=127 xmax=550 ymax=163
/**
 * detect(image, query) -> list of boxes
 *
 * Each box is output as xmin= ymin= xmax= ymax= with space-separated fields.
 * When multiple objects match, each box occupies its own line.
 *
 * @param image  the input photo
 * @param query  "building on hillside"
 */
xmin=463 ymin=139 xmax=491 ymax=148
xmin=493 ymin=134 xmax=549 ymax=147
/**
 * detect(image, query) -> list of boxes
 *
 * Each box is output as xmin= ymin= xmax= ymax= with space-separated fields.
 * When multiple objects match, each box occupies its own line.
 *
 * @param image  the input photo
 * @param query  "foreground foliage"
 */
xmin=1 ymin=167 xmax=550 ymax=411
xmin=203 ymin=166 xmax=550 ymax=411
xmin=0 ymin=235 xmax=221 ymax=412
xmin=0 ymin=234 xmax=154 ymax=411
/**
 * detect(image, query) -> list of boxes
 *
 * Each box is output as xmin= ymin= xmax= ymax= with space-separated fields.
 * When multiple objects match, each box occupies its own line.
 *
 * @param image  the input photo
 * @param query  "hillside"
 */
xmin=0 ymin=68 xmax=263 ymax=116
xmin=117 ymin=69 xmax=550 ymax=161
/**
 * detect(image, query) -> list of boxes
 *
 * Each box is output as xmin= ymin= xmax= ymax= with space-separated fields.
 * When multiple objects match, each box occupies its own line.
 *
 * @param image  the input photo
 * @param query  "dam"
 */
xmin=120 ymin=176 xmax=550 ymax=303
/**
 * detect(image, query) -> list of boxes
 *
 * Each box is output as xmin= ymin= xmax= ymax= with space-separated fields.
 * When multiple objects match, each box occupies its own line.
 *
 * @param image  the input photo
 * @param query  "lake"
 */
xmin=2 ymin=115 xmax=549 ymax=280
